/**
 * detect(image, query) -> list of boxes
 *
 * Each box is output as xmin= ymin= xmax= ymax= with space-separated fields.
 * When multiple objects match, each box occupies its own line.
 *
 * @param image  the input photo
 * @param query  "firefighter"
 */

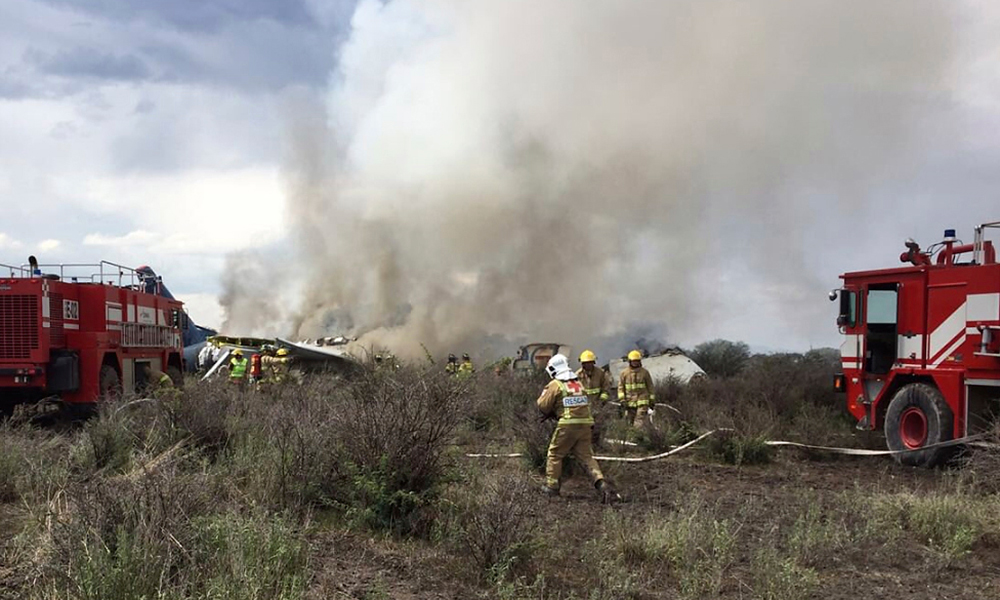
xmin=445 ymin=353 xmax=459 ymax=375
xmin=142 ymin=364 xmax=174 ymax=396
xmin=262 ymin=347 xmax=293 ymax=384
xmin=228 ymin=349 xmax=249 ymax=385
xmin=537 ymin=354 xmax=612 ymax=502
xmin=618 ymin=350 xmax=655 ymax=427
xmin=576 ymin=349 xmax=610 ymax=446
xmin=458 ymin=353 xmax=475 ymax=378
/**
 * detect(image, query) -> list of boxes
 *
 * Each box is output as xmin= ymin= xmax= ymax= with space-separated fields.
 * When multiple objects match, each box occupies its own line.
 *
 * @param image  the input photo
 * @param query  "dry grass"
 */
xmin=1 ymin=345 xmax=998 ymax=600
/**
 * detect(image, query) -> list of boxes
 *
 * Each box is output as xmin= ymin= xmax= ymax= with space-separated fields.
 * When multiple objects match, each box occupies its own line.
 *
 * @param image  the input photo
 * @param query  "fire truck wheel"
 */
xmin=167 ymin=365 xmax=183 ymax=388
xmin=99 ymin=364 xmax=122 ymax=400
xmin=884 ymin=383 xmax=953 ymax=467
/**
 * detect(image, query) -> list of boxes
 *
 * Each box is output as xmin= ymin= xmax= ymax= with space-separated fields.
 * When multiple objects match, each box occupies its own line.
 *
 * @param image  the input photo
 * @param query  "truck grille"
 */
xmin=49 ymin=293 xmax=65 ymax=347
xmin=0 ymin=295 xmax=39 ymax=359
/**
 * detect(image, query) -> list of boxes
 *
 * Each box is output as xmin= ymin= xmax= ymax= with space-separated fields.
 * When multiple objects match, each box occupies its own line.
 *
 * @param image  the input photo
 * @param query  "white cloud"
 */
xmin=83 ymin=230 xmax=160 ymax=246
xmin=37 ymin=239 xmax=61 ymax=251
xmin=0 ymin=233 xmax=23 ymax=250
xmin=81 ymin=168 xmax=286 ymax=255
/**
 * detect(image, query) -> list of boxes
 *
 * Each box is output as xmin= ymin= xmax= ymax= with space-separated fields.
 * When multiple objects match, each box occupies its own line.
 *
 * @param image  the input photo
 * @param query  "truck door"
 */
xmin=864 ymin=284 xmax=899 ymax=375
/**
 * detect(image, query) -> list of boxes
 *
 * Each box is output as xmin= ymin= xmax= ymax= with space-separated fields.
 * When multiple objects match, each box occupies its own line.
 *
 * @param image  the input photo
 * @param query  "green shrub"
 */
xmin=192 ymin=510 xmax=308 ymax=600
xmin=707 ymin=431 xmax=773 ymax=465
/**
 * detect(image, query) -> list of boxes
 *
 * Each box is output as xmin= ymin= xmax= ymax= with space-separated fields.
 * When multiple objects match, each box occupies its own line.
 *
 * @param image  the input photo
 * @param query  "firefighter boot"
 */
xmin=541 ymin=485 xmax=560 ymax=497
xmin=596 ymin=479 xmax=618 ymax=505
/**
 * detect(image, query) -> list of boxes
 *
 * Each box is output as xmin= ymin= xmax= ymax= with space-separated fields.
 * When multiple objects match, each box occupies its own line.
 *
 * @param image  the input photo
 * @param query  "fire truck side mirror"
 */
xmin=836 ymin=290 xmax=856 ymax=328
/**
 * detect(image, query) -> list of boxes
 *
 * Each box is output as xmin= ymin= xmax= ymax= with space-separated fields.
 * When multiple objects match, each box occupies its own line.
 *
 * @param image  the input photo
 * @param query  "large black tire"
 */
xmin=884 ymin=383 xmax=953 ymax=467
xmin=99 ymin=364 xmax=122 ymax=401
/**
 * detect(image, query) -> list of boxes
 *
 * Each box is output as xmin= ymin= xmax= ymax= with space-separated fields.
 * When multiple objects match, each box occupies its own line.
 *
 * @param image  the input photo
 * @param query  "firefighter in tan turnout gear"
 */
xmin=537 ymin=354 xmax=613 ymax=502
xmin=576 ymin=349 xmax=610 ymax=445
xmin=618 ymin=350 xmax=654 ymax=427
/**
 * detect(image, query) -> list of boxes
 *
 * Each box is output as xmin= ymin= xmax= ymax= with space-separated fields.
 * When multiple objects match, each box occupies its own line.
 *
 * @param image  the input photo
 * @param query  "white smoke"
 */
xmin=223 ymin=0 xmax=966 ymax=359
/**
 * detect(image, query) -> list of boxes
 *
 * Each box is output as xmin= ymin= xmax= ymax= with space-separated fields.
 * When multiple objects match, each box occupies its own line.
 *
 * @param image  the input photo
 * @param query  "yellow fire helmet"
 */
xmin=579 ymin=349 xmax=597 ymax=363
xmin=627 ymin=350 xmax=642 ymax=361
xmin=276 ymin=348 xmax=289 ymax=357
xmin=232 ymin=348 xmax=243 ymax=357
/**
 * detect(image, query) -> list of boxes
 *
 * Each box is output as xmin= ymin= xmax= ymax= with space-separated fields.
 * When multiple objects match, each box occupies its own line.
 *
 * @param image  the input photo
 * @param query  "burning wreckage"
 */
xmin=510 ymin=342 xmax=705 ymax=384
xmin=198 ymin=335 xmax=361 ymax=382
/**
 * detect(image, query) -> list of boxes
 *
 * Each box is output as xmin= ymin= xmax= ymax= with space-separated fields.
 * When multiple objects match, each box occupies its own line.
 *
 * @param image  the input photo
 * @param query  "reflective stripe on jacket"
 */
xmin=536 ymin=378 xmax=594 ymax=426
xmin=617 ymin=365 xmax=654 ymax=407
xmin=576 ymin=367 xmax=610 ymax=404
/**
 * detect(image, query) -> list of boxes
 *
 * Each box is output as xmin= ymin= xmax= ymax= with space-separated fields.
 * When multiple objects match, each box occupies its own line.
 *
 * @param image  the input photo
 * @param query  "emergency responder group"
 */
xmin=226 ymin=346 xmax=297 ymax=386
xmin=536 ymin=349 xmax=654 ymax=502
xmin=445 ymin=353 xmax=475 ymax=377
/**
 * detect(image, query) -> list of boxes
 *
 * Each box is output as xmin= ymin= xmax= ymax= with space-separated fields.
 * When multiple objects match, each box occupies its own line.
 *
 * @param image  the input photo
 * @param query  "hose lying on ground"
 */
xmin=465 ymin=429 xmax=996 ymax=462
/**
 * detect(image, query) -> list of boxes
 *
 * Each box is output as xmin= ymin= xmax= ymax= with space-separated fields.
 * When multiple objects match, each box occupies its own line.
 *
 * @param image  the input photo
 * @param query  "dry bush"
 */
xmin=511 ymin=404 xmax=554 ymax=473
xmin=27 ymin=464 xmax=306 ymax=600
xmin=448 ymin=469 xmax=538 ymax=579
xmin=462 ymin=372 xmax=545 ymax=434
xmin=325 ymin=366 xmax=464 ymax=535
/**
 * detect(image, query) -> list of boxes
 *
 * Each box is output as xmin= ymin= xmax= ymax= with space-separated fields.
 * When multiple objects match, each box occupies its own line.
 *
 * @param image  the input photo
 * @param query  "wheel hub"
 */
xmin=899 ymin=407 xmax=928 ymax=449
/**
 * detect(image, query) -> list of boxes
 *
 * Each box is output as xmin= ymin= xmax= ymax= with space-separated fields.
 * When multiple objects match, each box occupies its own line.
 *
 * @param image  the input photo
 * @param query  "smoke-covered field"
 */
xmin=3 ymin=349 xmax=1000 ymax=599
xmin=219 ymin=0 xmax=979 ymax=361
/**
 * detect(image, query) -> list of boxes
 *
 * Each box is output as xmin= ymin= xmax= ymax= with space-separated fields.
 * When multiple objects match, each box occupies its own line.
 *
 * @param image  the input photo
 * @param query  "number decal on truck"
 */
xmin=63 ymin=300 xmax=79 ymax=320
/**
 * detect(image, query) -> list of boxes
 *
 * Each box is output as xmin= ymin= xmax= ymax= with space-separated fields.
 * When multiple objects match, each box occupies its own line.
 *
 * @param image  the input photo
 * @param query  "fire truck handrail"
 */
xmin=0 ymin=262 xmax=28 ymax=277
xmin=13 ymin=261 xmax=145 ymax=288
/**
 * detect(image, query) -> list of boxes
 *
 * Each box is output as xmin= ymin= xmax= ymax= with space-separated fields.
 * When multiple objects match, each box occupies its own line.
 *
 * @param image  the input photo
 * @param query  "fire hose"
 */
xmin=465 ymin=429 xmax=997 ymax=463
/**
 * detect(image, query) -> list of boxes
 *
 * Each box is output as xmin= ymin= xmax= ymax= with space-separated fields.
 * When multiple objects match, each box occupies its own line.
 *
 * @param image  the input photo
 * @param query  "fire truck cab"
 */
xmin=0 ymin=260 xmax=185 ymax=415
xmin=833 ymin=222 xmax=1000 ymax=466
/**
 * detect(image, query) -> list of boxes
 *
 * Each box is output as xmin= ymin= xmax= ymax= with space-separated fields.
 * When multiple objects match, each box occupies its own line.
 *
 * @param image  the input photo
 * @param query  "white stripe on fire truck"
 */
xmin=840 ymin=334 xmax=860 ymax=359
xmin=928 ymin=302 xmax=967 ymax=362
xmin=930 ymin=333 xmax=966 ymax=368
xmin=127 ymin=304 xmax=136 ymax=322
xmin=64 ymin=323 xmax=79 ymax=330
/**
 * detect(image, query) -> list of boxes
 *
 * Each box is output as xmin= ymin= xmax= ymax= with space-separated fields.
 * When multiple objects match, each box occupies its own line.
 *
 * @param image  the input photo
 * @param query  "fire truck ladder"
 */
xmin=973 ymin=222 xmax=1000 ymax=359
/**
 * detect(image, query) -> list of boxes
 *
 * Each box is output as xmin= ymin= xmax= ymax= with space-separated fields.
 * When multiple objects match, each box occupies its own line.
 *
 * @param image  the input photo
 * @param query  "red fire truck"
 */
xmin=833 ymin=222 xmax=1000 ymax=466
xmin=0 ymin=260 xmax=185 ymax=416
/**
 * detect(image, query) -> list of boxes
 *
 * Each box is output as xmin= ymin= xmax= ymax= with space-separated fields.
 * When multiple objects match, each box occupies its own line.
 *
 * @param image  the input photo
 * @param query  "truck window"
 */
xmin=867 ymin=290 xmax=897 ymax=324
xmin=838 ymin=290 xmax=857 ymax=327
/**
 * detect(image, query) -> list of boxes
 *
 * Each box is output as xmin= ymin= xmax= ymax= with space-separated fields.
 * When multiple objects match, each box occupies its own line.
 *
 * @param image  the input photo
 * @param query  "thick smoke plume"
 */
xmin=224 ymin=0 xmax=960 ymax=359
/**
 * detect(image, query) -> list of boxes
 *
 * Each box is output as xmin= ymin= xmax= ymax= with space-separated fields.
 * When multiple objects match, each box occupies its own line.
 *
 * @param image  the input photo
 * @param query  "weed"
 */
xmin=707 ymin=431 xmax=773 ymax=465
xmin=750 ymin=547 xmax=819 ymax=600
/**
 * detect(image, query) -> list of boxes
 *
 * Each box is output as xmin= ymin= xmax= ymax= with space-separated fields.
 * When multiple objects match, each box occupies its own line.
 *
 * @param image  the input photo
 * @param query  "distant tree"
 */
xmin=689 ymin=339 xmax=751 ymax=378
xmin=803 ymin=347 xmax=840 ymax=368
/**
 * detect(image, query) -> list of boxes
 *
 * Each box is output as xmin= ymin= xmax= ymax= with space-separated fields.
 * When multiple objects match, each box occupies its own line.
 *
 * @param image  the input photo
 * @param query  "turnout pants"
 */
xmin=545 ymin=424 xmax=604 ymax=490
xmin=621 ymin=404 xmax=649 ymax=428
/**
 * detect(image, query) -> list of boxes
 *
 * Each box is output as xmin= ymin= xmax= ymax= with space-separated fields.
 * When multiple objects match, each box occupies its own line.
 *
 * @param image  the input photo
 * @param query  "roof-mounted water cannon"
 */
xmin=900 ymin=238 xmax=931 ymax=266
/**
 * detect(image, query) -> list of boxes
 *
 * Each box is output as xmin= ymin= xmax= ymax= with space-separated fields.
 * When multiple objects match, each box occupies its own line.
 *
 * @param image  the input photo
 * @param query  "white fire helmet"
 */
xmin=545 ymin=354 xmax=576 ymax=381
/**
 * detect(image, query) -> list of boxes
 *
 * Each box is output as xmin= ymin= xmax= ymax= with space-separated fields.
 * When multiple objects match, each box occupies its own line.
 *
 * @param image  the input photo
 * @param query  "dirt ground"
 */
xmin=305 ymin=452 xmax=1000 ymax=600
